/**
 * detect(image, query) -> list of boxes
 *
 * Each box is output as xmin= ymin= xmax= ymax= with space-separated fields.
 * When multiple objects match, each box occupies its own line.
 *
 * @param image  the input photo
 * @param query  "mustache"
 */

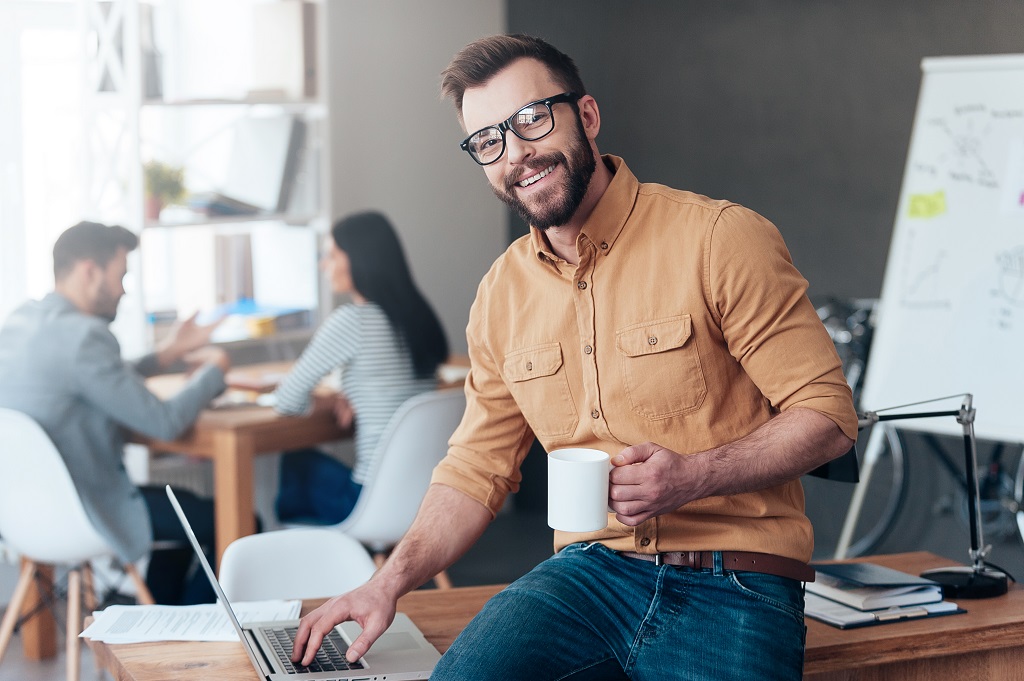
xmin=503 ymin=152 xmax=566 ymax=193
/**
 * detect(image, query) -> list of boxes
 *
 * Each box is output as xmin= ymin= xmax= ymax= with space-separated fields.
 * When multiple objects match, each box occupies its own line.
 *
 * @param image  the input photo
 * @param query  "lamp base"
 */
xmin=920 ymin=565 xmax=1009 ymax=599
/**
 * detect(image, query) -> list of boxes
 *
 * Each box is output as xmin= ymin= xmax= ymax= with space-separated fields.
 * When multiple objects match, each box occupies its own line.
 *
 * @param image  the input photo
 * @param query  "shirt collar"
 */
xmin=530 ymin=155 xmax=638 ymax=262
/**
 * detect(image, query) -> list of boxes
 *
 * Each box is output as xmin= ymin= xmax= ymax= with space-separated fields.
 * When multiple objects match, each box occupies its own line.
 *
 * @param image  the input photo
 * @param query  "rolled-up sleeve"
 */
xmin=708 ymin=206 xmax=858 ymax=440
xmin=431 ymin=277 xmax=535 ymax=517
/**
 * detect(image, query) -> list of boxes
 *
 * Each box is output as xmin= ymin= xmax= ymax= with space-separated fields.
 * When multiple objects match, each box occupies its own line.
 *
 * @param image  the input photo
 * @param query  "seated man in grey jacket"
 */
xmin=0 ymin=221 xmax=230 ymax=604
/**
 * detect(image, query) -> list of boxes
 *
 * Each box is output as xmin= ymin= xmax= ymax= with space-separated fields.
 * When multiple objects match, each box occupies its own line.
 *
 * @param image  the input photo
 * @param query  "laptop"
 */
xmin=165 ymin=485 xmax=441 ymax=680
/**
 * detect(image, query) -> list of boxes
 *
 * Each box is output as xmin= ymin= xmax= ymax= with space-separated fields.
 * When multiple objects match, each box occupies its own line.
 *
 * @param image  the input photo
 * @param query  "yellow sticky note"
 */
xmin=908 ymin=190 xmax=947 ymax=218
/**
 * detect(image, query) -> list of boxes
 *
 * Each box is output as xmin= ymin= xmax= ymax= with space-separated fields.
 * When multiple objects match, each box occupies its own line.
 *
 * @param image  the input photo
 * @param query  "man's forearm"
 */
xmin=692 ymin=407 xmax=854 ymax=501
xmin=372 ymin=483 xmax=492 ymax=600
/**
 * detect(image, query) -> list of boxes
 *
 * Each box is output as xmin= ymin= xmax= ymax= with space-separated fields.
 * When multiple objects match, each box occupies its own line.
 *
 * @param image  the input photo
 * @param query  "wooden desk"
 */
xmin=85 ymin=552 xmax=1024 ymax=680
xmin=803 ymin=552 xmax=1024 ymax=680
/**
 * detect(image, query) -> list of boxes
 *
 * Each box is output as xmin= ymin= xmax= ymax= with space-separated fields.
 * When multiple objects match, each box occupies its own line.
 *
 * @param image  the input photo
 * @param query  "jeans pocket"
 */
xmin=727 ymin=572 xmax=805 ymax=625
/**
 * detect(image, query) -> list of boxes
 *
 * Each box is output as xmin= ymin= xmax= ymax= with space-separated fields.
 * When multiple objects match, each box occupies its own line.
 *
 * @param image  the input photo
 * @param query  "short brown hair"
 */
xmin=440 ymin=34 xmax=587 ymax=121
xmin=53 ymin=221 xmax=138 ymax=280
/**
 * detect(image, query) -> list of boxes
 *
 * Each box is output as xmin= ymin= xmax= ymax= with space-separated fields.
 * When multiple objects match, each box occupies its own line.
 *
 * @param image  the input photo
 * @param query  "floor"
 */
xmin=3 ymin=433 xmax=1022 ymax=680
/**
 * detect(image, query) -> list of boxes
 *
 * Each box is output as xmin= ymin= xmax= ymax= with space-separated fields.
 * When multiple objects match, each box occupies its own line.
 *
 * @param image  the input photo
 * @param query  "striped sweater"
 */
xmin=273 ymin=302 xmax=436 ymax=483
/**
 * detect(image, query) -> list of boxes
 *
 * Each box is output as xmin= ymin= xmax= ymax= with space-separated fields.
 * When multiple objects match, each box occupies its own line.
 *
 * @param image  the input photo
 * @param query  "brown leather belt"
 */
xmin=618 ymin=550 xmax=815 ymax=582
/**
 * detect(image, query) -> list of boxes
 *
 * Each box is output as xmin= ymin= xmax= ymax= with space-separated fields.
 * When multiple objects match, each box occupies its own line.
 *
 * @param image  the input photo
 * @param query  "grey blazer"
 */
xmin=0 ymin=293 xmax=225 ymax=562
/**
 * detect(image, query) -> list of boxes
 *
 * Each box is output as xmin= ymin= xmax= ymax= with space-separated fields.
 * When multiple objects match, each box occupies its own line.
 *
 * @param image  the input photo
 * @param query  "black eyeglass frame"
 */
xmin=459 ymin=92 xmax=580 ymax=166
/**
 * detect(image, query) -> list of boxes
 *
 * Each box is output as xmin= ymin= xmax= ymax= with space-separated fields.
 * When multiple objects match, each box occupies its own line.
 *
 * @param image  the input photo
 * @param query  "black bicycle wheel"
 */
xmin=1015 ymin=446 xmax=1024 ymax=546
xmin=805 ymin=425 xmax=908 ymax=559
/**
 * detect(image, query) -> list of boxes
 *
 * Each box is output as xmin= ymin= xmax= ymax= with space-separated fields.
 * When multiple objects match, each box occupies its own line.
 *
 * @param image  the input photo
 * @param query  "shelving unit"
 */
xmin=80 ymin=0 xmax=332 ymax=357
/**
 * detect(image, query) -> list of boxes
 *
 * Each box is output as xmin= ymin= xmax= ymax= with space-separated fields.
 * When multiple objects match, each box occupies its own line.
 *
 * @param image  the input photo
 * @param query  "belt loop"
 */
xmin=712 ymin=551 xmax=724 ymax=576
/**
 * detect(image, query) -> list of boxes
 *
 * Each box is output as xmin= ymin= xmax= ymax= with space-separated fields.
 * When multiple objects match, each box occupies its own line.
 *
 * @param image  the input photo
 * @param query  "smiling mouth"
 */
xmin=517 ymin=164 xmax=556 ymax=188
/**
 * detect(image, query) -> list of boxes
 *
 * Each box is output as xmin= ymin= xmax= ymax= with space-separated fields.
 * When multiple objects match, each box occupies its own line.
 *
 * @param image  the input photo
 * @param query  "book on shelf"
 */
xmin=807 ymin=562 xmax=943 ymax=611
xmin=186 ymin=192 xmax=263 ymax=217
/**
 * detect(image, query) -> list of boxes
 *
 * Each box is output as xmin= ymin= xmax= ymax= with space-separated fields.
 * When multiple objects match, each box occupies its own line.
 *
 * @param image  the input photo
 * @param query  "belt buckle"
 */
xmin=653 ymin=553 xmax=663 ymax=567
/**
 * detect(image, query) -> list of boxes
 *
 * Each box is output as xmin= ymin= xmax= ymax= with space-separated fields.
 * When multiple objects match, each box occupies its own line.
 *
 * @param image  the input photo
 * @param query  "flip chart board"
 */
xmin=860 ymin=54 xmax=1024 ymax=442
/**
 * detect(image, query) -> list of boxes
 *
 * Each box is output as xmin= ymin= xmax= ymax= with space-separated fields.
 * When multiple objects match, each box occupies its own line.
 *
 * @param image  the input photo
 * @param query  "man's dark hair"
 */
xmin=53 ymin=221 xmax=139 ymax=280
xmin=440 ymin=34 xmax=587 ymax=121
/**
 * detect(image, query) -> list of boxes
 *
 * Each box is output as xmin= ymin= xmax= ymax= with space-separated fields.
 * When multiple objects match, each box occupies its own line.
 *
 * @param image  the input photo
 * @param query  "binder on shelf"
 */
xmin=249 ymin=0 xmax=317 ymax=100
xmin=220 ymin=115 xmax=306 ymax=214
xmin=807 ymin=562 xmax=943 ymax=611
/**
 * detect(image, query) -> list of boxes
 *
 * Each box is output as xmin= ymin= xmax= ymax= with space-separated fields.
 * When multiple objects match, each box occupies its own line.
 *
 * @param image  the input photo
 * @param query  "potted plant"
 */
xmin=143 ymin=159 xmax=185 ymax=220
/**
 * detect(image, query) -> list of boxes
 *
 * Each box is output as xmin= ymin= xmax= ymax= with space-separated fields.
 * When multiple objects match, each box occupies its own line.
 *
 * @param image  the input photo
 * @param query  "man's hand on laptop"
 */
xmin=292 ymin=582 xmax=397 ymax=666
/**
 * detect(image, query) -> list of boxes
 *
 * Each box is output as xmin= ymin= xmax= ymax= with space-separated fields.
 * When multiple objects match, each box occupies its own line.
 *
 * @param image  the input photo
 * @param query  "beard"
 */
xmin=491 ymin=115 xmax=597 ymax=230
xmin=93 ymin=289 xmax=121 ymax=322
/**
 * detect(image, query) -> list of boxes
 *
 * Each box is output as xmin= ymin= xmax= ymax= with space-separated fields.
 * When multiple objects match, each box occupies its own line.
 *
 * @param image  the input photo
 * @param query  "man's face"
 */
xmin=461 ymin=58 xmax=597 ymax=230
xmin=88 ymin=248 xmax=129 ymax=321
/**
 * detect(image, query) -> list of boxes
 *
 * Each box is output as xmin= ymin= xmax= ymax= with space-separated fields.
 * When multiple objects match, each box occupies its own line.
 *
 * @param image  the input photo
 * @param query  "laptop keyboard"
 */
xmin=266 ymin=626 xmax=365 ymax=673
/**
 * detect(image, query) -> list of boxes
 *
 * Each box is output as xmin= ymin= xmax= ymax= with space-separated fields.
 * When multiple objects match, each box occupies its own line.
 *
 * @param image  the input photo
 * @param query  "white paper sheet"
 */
xmin=80 ymin=599 xmax=301 ymax=643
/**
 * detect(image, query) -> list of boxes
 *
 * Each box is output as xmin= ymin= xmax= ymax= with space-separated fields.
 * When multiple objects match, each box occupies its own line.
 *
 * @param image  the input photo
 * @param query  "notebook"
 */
xmin=166 ymin=485 xmax=441 ymax=680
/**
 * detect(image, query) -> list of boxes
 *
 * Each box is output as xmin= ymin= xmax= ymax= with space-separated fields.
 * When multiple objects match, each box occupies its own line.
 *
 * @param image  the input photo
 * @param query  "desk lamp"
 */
xmin=858 ymin=394 xmax=1010 ymax=598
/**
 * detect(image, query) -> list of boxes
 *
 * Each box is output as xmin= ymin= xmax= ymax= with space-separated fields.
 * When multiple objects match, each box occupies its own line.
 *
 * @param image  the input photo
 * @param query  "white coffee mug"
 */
xmin=547 ymin=448 xmax=611 ymax=532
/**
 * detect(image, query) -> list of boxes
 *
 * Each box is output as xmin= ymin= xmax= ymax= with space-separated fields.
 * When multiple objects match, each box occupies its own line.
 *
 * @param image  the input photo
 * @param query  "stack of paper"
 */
xmin=805 ymin=562 xmax=964 ymax=629
xmin=81 ymin=600 xmax=300 ymax=643
xmin=808 ymin=562 xmax=943 ymax=609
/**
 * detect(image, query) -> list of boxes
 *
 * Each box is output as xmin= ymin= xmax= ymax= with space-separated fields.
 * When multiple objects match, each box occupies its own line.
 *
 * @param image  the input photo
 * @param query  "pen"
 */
xmin=874 ymin=607 xmax=928 ymax=622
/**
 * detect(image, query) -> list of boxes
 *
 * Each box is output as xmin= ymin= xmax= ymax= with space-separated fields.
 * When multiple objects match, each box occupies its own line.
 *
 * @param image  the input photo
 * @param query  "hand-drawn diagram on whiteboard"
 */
xmin=1000 ymin=137 xmax=1024 ymax=214
xmin=995 ymin=246 xmax=1024 ymax=307
xmin=909 ymin=103 xmax=1022 ymax=190
xmin=898 ymin=227 xmax=950 ymax=308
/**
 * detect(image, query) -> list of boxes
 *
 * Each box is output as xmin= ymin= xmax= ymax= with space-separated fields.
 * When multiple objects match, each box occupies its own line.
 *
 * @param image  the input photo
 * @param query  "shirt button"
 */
xmin=577 ymin=281 xmax=587 ymax=290
xmin=526 ymin=361 xmax=533 ymax=371
xmin=584 ymin=345 xmax=593 ymax=354
xmin=591 ymin=409 xmax=600 ymax=419
xmin=600 ymin=242 xmax=609 ymax=250
xmin=640 ymin=537 xmax=651 ymax=547
xmin=648 ymin=336 xmax=658 ymax=345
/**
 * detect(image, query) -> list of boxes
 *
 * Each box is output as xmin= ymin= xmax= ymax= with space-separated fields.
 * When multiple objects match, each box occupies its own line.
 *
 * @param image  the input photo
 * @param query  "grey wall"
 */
xmin=327 ymin=0 xmax=506 ymax=353
xmin=509 ymin=1 xmax=1024 ymax=300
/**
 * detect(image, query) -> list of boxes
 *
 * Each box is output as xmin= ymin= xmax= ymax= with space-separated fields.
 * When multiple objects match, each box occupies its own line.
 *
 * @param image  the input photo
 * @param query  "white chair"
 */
xmin=219 ymin=528 xmax=378 ymax=601
xmin=0 ymin=408 xmax=155 ymax=681
xmin=290 ymin=388 xmax=466 ymax=589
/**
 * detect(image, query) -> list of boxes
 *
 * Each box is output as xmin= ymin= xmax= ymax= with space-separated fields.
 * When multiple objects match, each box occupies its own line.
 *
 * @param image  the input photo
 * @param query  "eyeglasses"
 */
xmin=460 ymin=92 xmax=579 ymax=166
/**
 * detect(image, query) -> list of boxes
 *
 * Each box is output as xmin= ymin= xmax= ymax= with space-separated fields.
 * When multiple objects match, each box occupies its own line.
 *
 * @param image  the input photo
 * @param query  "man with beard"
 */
xmin=0 ymin=220 xmax=231 ymax=604
xmin=292 ymin=35 xmax=857 ymax=680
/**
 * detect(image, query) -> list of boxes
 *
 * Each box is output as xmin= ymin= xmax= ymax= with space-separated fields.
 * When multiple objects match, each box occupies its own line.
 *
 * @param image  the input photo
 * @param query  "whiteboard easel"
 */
xmin=837 ymin=54 xmax=1024 ymax=558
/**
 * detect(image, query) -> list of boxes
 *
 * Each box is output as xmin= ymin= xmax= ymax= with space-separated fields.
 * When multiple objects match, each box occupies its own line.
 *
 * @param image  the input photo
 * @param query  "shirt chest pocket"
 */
xmin=503 ymin=342 xmax=578 ymax=440
xmin=615 ymin=315 xmax=707 ymax=420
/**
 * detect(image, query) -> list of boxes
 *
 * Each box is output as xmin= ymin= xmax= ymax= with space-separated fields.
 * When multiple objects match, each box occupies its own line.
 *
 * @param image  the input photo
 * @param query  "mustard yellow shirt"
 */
xmin=432 ymin=155 xmax=857 ymax=562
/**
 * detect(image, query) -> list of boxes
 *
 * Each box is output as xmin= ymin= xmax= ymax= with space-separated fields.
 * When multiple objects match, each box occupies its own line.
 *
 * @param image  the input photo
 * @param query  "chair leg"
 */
xmin=123 ymin=564 xmax=155 ymax=605
xmin=81 ymin=563 xmax=97 ymax=613
xmin=432 ymin=570 xmax=453 ymax=590
xmin=66 ymin=568 xmax=81 ymax=681
xmin=0 ymin=560 xmax=37 ymax=664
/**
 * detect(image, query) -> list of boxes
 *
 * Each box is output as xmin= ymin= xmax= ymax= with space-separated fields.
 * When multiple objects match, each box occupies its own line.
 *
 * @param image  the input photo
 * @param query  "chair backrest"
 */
xmin=335 ymin=388 xmax=466 ymax=551
xmin=219 ymin=528 xmax=378 ymax=601
xmin=0 ymin=408 xmax=110 ymax=564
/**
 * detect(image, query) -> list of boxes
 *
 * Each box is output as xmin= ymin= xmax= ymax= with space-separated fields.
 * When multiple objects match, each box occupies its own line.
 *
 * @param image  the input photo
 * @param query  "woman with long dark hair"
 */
xmin=272 ymin=211 xmax=448 ymax=524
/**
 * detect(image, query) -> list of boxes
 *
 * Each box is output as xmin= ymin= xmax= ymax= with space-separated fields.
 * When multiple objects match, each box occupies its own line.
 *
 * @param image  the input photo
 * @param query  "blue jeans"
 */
xmin=140 ymin=485 xmax=216 ymax=605
xmin=431 ymin=542 xmax=806 ymax=681
xmin=276 ymin=448 xmax=362 ymax=525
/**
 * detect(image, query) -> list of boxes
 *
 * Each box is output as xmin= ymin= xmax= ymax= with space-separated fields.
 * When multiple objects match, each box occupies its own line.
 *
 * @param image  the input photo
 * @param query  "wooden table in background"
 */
xmin=85 ymin=552 xmax=1024 ymax=680
xmin=144 ymin=362 xmax=350 ymax=563
xmin=144 ymin=358 xmax=470 ymax=564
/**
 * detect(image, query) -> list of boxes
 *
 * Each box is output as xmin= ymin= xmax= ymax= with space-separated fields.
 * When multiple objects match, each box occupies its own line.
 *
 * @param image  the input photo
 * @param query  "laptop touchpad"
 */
xmin=369 ymin=632 xmax=421 ymax=654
